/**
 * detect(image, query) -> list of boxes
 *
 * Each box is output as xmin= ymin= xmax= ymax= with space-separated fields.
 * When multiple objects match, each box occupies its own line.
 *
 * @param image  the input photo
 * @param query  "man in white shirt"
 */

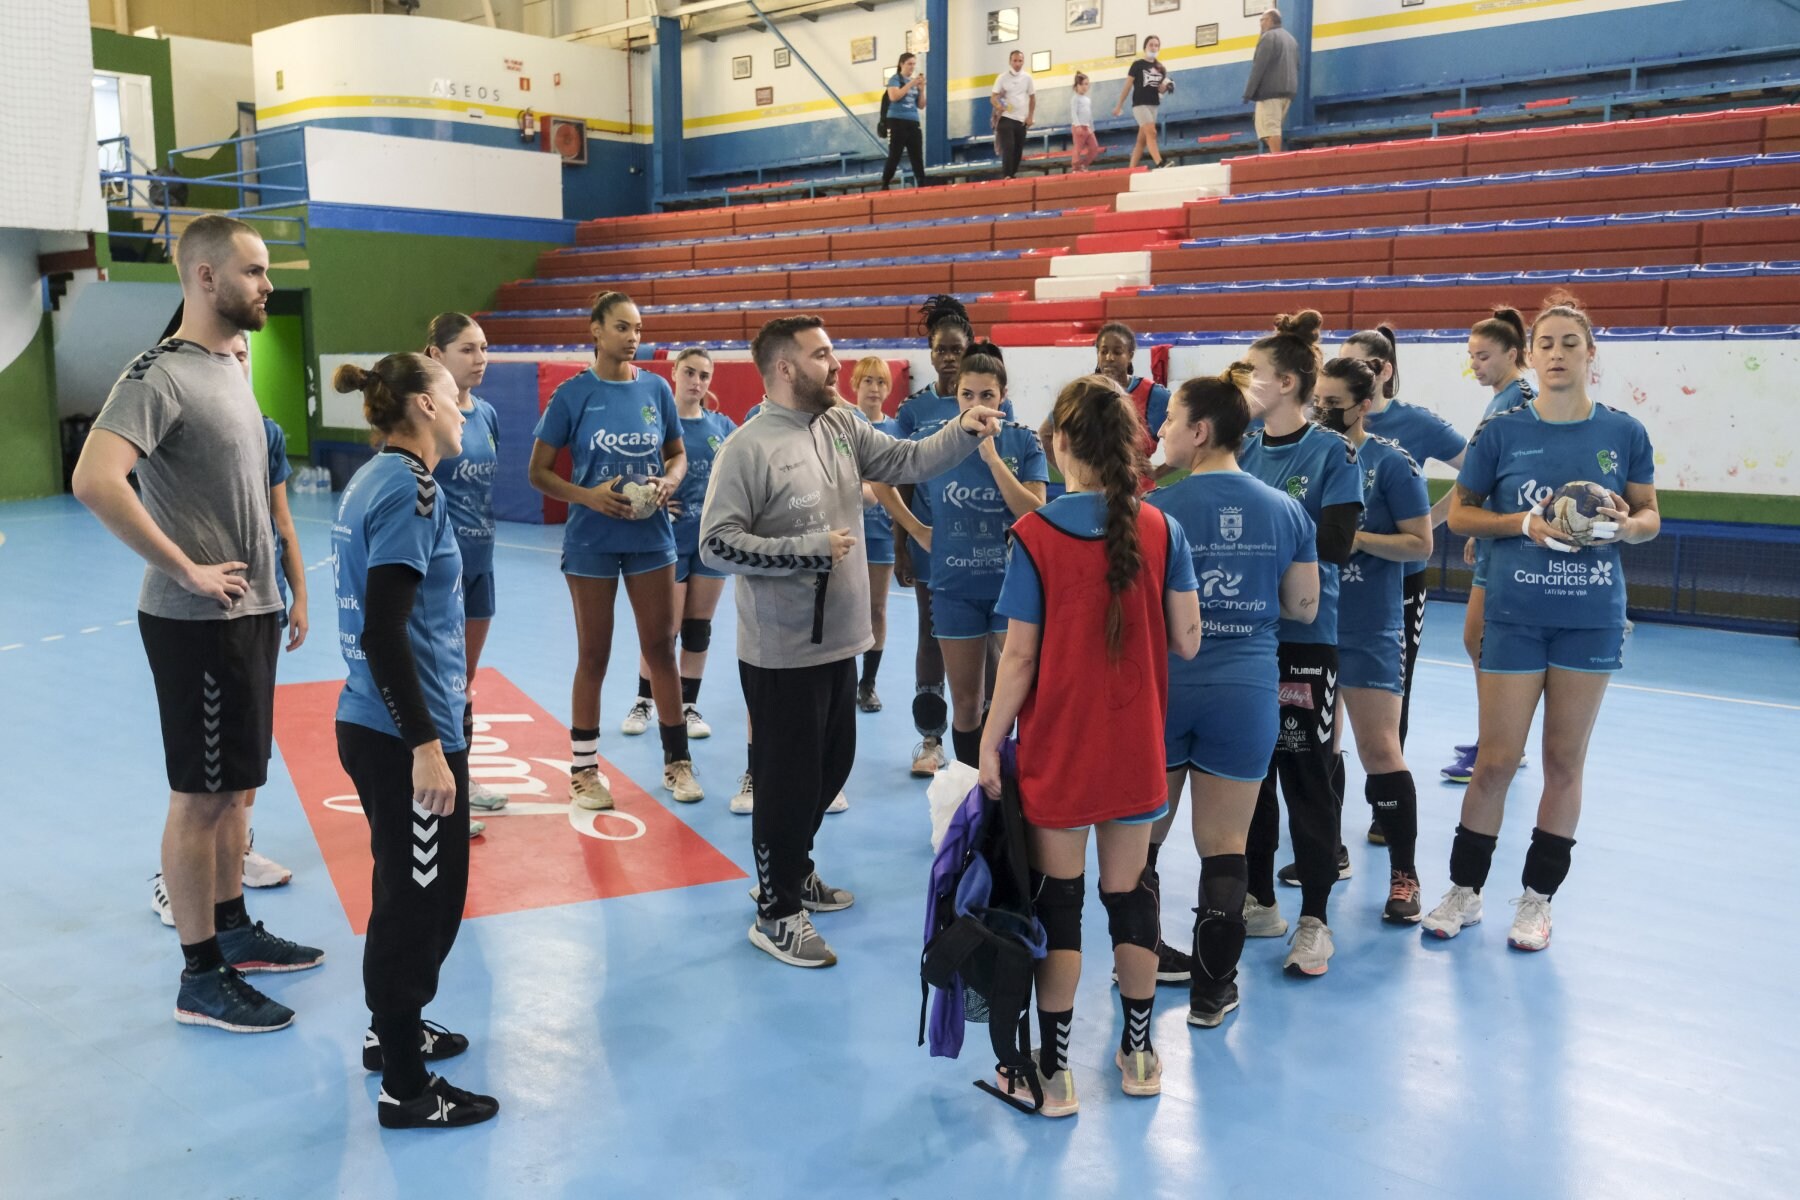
xmin=990 ymin=49 xmax=1036 ymax=179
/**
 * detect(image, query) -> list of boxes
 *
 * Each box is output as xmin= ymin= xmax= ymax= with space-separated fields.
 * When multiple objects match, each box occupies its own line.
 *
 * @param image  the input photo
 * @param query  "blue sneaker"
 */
xmin=218 ymin=921 xmax=325 ymax=974
xmin=1440 ymin=744 xmax=1478 ymax=784
xmin=174 ymin=964 xmax=294 ymax=1033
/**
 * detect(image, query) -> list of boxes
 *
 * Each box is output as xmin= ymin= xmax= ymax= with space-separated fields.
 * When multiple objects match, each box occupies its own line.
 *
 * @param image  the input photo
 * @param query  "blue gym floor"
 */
xmin=2 ymin=491 xmax=1797 ymax=1200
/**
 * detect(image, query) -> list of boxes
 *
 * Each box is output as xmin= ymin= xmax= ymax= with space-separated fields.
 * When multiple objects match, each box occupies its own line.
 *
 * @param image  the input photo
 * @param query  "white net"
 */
xmin=0 ymin=0 xmax=107 ymax=233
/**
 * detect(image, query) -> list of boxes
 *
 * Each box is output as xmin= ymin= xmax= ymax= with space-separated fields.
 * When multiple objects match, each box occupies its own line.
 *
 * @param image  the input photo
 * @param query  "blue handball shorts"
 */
xmin=1481 ymin=619 xmax=1625 ymax=674
xmin=463 ymin=571 xmax=497 ymax=620
xmin=931 ymin=592 xmax=1006 ymax=640
xmin=1164 ymin=681 xmax=1278 ymax=782
xmin=674 ymin=549 xmax=726 ymax=584
xmin=560 ymin=547 xmax=677 ymax=580
xmin=1338 ymin=627 xmax=1405 ymax=695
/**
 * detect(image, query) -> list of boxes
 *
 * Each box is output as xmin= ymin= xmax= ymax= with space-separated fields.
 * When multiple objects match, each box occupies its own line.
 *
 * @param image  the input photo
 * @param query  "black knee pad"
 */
xmin=679 ymin=618 xmax=712 ymax=654
xmin=912 ymin=687 xmax=947 ymax=738
xmin=1192 ymin=908 xmax=1247 ymax=984
xmin=1100 ymin=880 xmax=1159 ymax=953
xmin=1031 ymin=871 xmax=1084 ymax=953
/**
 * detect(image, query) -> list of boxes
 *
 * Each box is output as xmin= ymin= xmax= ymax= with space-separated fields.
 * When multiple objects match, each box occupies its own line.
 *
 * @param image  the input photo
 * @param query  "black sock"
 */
xmin=1366 ymin=770 xmax=1419 ymax=874
xmin=214 ymin=894 xmax=249 ymax=933
xmin=182 ymin=937 xmax=224 ymax=974
xmin=1449 ymin=823 xmax=1500 ymax=891
xmin=950 ymin=726 xmax=981 ymax=768
xmin=1246 ymin=853 xmax=1277 ymax=910
xmin=372 ymin=1011 xmax=428 ymax=1100
xmin=637 ymin=676 xmax=653 ymax=700
xmin=1037 ymin=1007 xmax=1072 ymax=1076
xmin=745 ymin=742 xmax=754 ymax=776
xmin=1522 ymin=827 xmax=1577 ymax=897
xmin=1145 ymin=840 xmax=1162 ymax=874
xmin=659 ymin=721 xmax=689 ymax=765
xmin=1120 ymin=994 xmax=1154 ymax=1054
xmin=861 ymin=649 xmax=883 ymax=687
xmin=463 ymin=699 xmax=475 ymax=743
xmin=680 ymin=676 xmax=701 ymax=705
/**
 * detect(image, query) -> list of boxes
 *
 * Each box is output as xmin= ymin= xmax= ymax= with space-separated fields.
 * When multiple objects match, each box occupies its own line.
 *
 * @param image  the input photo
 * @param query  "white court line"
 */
xmin=40 ymin=635 xmax=63 ymax=643
xmin=115 ymin=619 xmax=133 ymax=626
xmin=1416 ymin=656 xmax=1800 ymax=713
xmin=1 ymin=644 xmax=20 ymax=652
xmin=80 ymin=627 xmax=101 ymax=634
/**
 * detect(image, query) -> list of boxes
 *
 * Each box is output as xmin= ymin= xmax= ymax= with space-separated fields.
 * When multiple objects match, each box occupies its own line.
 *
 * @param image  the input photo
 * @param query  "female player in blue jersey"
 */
xmin=1426 ymin=295 xmax=1658 ymax=951
xmin=1093 ymin=322 xmax=1172 ymax=470
xmin=1236 ymin=310 xmax=1364 ymax=976
xmin=1443 ymin=308 xmax=1538 ymax=784
xmin=330 ymin=354 xmax=497 ymax=1129
xmin=889 ymin=345 xmax=1046 ymax=768
xmin=1313 ymin=357 xmax=1434 ymax=924
xmin=423 ymin=313 xmax=507 ymax=824
xmin=528 ymin=291 xmax=696 ymax=810
xmin=850 ymin=355 xmax=900 ymax=713
xmin=1147 ymin=364 xmax=1318 ymax=1025
xmin=620 ymin=347 xmax=737 ymax=744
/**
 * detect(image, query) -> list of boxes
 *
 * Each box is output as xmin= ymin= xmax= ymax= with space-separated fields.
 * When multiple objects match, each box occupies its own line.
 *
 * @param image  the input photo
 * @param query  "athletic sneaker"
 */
xmin=242 ymin=831 xmax=292 ymax=888
xmin=1115 ymin=1047 xmax=1163 ymax=1096
xmin=910 ymin=737 xmax=945 ymax=777
xmin=749 ymin=871 xmax=855 ymax=913
xmin=1421 ymin=885 xmax=1483 ymax=939
xmin=1440 ymin=744 xmax=1477 ymax=784
xmin=748 ymin=910 xmax=837 ymax=967
xmin=729 ymin=772 xmax=755 ymax=815
xmin=377 ymin=1073 xmax=500 ymax=1130
xmin=857 ymin=683 xmax=882 ymax=713
xmin=683 ymin=703 xmax=712 ymax=739
xmin=468 ymin=782 xmax=508 ymax=812
xmin=826 ymin=791 xmax=849 ymax=814
xmin=1366 ymin=818 xmax=1386 ymax=847
xmin=174 ymin=963 xmax=294 ymax=1033
xmin=219 ymin=921 xmax=326 ymax=974
xmin=995 ymin=1050 xmax=1077 ymax=1117
xmin=151 ymin=872 xmax=175 ymax=928
xmin=362 ymin=1019 xmax=470 ymax=1071
xmin=468 ymin=820 xmax=485 ymax=839
xmin=620 ymin=698 xmax=653 ymax=736
xmin=1283 ymin=916 xmax=1334 ymax=977
xmin=1243 ymin=895 xmax=1289 ymax=938
xmin=1129 ymin=940 xmax=1192 ymax=984
xmin=1384 ymin=869 xmax=1423 ymax=924
xmin=663 ymin=759 xmax=704 ymax=803
xmin=1187 ymin=978 xmax=1240 ymax=1028
xmin=570 ymin=766 xmax=613 ymax=810
xmin=1278 ymin=844 xmax=1351 ymax=886
xmin=1507 ymin=888 xmax=1553 ymax=951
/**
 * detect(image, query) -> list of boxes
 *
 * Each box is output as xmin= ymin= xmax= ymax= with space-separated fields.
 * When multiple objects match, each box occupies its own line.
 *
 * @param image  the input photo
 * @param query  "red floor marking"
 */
xmin=273 ymin=668 xmax=745 ymax=933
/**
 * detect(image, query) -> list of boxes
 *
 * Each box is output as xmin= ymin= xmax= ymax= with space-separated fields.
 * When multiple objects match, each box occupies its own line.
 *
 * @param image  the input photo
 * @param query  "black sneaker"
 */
xmin=218 ymin=921 xmax=326 ymax=974
xmin=377 ymin=1073 xmax=500 ymax=1129
xmin=1155 ymin=939 xmax=1194 ymax=984
xmin=363 ymin=1020 xmax=471 ymax=1072
xmin=174 ymin=963 xmax=294 ymax=1033
xmin=1367 ymin=818 xmax=1386 ymax=846
xmin=1187 ymin=977 xmax=1241 ymax=1028
xmin=857 ymin=683 xmax=882 ymax=713
xmin=1277 ymin=845 xmax=1352 ymax=887
xmin=1383 ymin=869 xmax=1424 ymax=924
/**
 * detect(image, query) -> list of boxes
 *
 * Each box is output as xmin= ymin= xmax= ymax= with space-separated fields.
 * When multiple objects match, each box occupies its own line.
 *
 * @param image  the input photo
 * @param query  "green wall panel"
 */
xmin=0 ymin=317 xmax=64 ymax=501
xmin=90 ymin=30 xmax=176 ymax=173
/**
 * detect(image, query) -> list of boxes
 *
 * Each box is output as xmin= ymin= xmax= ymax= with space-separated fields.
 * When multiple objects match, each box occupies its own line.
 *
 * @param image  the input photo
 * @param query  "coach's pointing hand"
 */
xmin=958 ymin=405 xmax=1005 ymax=437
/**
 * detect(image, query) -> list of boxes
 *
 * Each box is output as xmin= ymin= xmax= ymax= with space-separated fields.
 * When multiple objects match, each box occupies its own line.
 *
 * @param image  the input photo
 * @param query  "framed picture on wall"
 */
xmin=1030 ymin=50 xmax=1052 ymax=72
xmin=1242 ymin=0 xmax=1272 ymax=16
xmin=988 ymin=8 xmax=1020 ymax=44
xmin=1067 ymin=2 xmax=1101 ymax=33
xmin=1194 ymin=22 xmax=1218 ymax=47
xmin=851 ymin=36 xmax=878 ymax=64
xmin=1149 ymin=0 xmax=1181 ymax=13
xmin=755 ymin=86 xmax=774 ymax=106
xmin=774 ymin=47 xmax=791 ymax=69
xmin=732 ymin=55 xmax=752 ymax=80
xmin=1114 ymin=34 xmax=1136 ymax=57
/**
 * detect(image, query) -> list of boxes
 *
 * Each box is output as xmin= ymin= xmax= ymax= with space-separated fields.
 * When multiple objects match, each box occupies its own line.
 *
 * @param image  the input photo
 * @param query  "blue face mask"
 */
xmin=1146 ymin=48 xmax=1158 ymax=61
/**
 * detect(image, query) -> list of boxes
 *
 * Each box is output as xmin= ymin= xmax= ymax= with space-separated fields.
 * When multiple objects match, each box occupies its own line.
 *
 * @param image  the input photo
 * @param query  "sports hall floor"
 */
xmin=2 ymin=490 xmax=1796 ymax=1200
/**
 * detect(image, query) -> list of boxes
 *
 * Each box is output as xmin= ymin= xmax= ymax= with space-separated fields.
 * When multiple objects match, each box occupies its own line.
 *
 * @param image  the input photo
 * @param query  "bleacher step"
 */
xmin=1116 ymin=185 xmax=1230 ymax=213
xmin=1128 ymin=163 xmax=1231 ymax=193
xmin=1049 ymin=251 xmax=1153 ymax=278
xmin=1034 ymin=273 xmax=1150 ymax=301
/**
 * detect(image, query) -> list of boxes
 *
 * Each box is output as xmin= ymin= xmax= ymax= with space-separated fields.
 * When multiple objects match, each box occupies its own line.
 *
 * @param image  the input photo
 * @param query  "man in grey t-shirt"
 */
xmin=74 ymin=215 xmax=322 ymax=1034
xmin=1244 ymin=8 xmax=1300 ymax=154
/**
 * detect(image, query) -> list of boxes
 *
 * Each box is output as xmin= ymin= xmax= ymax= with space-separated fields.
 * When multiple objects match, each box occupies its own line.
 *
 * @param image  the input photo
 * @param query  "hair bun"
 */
xmin=964 ymin=340 xmax=1005 ymax=361
xmin=1273 ymin=310 xmax=1323 ymax=343
xmin=332 ymin=363 xmax=369 ymax=394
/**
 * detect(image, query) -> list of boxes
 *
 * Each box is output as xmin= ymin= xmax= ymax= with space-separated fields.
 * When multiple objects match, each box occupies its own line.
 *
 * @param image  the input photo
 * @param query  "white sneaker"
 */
xmin=1421 ymin=885 xmax=1484 ymax=939
xmin=570 ymin=766 xmax=613 ymax=810
xmin=620 ymin=698 xmax=653 ymax=736
xmin=151 ymin=873 xmax=174 ymax=927
xmin=1116 ymin=1046 xmax=1163 ymax=1097
xmin=1507 ymin=888 xmax=1553 ymax=951
xmin=683 ymin=703 xmax=712 ymax=739
xmin=241 ymin=845 xmax=292 ymax=889
xmin=910 ymin=738 xmax=945 ymax=777
xmin=748 ymin=910 xmax=837 ymax=968
xmin=1283 ymin=916 xmax=1334 ymax=977
xmin=826 ymin=791 xmax=848 ymax=814
xmin=469 ymin=820 xmax=486 ymax=838
xmin=469 ymin=781 xmax=508 ymax=812
xmin=1243 ymin=895 xmax=1288 ymax=938
xmin=729 ymin=772 xmax=754 ymax=814
xmin=663 ymin=759 xmax=704 ymax=803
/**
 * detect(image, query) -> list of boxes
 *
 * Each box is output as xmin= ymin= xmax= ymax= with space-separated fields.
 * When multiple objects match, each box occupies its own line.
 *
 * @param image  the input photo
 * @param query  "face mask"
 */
xmin=1316 ymin=405 xmax=1354 ymax=435
xmin=1145 ymin=49 xmax=1159 ymax=61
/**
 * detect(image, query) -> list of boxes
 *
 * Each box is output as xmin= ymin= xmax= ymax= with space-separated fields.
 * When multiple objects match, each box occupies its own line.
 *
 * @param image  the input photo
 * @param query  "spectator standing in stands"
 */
xmin=1069 ymin=72 xmax=1100 ymax=172
xmin=1244 ymin=8 xmax=1299 ymax=155
xmin=991 ymin=49 xmax=1036 ymax=180
xmin=881 ymin=52 xmax=928 ymax=191
xmin=1114 ymin=35 xmax=1174 ymax=170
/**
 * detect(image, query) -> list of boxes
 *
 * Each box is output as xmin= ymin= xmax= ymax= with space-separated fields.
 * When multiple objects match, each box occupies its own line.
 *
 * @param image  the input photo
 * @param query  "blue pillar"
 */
xmin=652 ymin=15 xmax=685 ymax=204
xmin=924 ymin=0 xmax=948 ymax=168
xmin=1286 ymin=0 xmax=1316 ymax=128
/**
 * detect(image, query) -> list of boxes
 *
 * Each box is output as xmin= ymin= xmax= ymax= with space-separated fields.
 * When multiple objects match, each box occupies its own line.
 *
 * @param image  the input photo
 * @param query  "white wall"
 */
xmin=0 ymin=0 xmax=106 ymax=235
xmin=0 ymin=231 xmax=50 ymax=377
xmin=304 ymin=127 xmax=563 ymax=219
xmin=167 ymin=35 xmax=254 ymax=152
xmin=51 ymin=278 xmax=183 ymax=416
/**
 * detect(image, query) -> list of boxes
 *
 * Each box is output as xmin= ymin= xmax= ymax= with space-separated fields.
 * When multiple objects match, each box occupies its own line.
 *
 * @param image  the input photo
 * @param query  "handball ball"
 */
xmin=1546 ymin=481 xmax=1609 ymax=546
xmin=613 ymin=474 xmax=663 ymax=519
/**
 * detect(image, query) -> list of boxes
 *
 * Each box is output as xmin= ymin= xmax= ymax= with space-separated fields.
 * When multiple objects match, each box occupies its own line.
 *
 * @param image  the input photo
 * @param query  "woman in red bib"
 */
xmin=980 ymin=375 xmax=1201 ymax=1116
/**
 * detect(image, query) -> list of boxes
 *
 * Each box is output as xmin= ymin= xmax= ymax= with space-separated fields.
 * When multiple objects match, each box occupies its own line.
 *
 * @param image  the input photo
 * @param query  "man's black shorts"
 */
xmin=139 ymin=611 xmax=280 ymax=795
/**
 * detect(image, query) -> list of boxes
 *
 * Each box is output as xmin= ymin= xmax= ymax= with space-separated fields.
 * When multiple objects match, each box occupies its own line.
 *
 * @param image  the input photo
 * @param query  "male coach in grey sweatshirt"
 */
xmin=701 ymin=314 xmax=1003 ymax=969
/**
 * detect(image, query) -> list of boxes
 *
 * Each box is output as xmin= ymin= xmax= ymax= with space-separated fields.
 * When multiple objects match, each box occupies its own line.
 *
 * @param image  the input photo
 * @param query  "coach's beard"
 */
xmin=793 ymin=373 xmax=838 ymax=415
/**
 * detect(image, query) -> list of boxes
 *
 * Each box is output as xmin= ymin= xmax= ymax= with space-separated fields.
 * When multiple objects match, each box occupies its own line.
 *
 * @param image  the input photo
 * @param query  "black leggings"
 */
xmin=740 ymin=658 xmax=858 ymax=920
xmin=1398 ymin=571 xmax=1427 ymax=749
xmin=336 ymin=722 xmax=470 ymax=1021
xmin=1247 ymin=643 xmax=1342 ymax=921
xmin=882 ymin=118 xmax=925 ymax=187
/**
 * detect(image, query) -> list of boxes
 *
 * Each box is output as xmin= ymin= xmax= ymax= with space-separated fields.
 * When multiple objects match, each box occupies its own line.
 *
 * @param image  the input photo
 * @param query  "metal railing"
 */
xmin=98 ymin=129 xmax=310 ymax=260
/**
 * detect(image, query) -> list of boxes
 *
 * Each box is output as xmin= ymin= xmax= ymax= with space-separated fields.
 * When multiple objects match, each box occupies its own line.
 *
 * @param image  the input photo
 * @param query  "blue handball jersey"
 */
xmin=532 ymin=368 xmax=681 ymax=554
xmin=1364 ymin=399 xmax=1465 ymax=580
xmin=264 ymin=418 xmax=293 ymax=610
xmin=332 ymin=450 xmax=468 ymax=752
xmin=671 ymin=409 xmax=738 ymax=555
xmin=1237 ymin=423 xmax=1364 ymax=645
xmin=853 ymin=409 xmax=901 ymax=545
xmin=895 ymin=384 xmax=1016 ymax=584
xmin=432 ymin=397 xmax=499 ymax=576
xmin=1338 ymin=436 xmax=1432 ymax=635
xmin=915 ymin=422 xmax=1047 ymax=599
xmin=1457 ymin=399 xmax=1654 ymax=630
xmin=1149 ymin=471 xmax=1315 ymax=689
